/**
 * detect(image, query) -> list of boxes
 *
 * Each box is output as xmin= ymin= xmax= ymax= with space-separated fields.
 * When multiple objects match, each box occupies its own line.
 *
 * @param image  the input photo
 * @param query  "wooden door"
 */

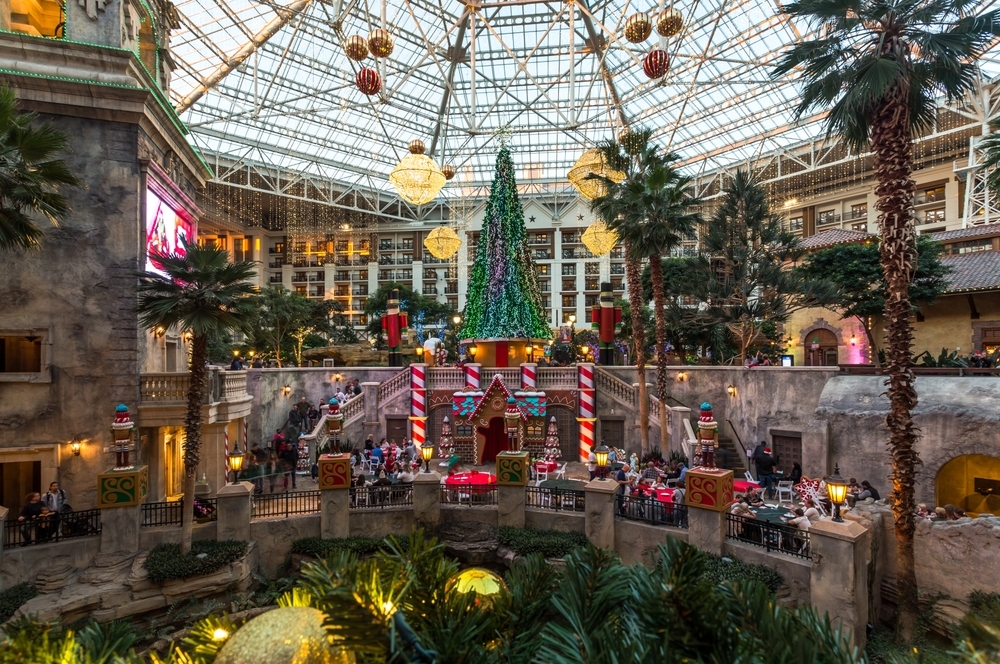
xmin=0 ymin=461 xmax=41 ymax=516
xmin=385 ymin=416 xmax=408 ymax=446
xmin=478 ymin=417 xmax=508 ymax=463
xmin=601 ymin=420 xmax=624 ymax=452
xmin=771 ymin=435 xmax=802 ymax=475
xmin=551 ymin=407 xmax=579 ymax=460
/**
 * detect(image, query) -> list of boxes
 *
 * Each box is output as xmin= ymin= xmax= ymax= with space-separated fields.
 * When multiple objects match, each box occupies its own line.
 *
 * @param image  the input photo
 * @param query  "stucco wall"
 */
xmin=250 ymin=514 xmax=321 ymax=575
xmin=525 ymin=509 xmax=585 ymax=533
xmin=613 ymin=519 xmax=687 ymax=566
xmin=1 ymin=534 xmax=101 ymax=589
xmin=723 ymin=540 xmax=812 ymax=607
xmin=349 ymin=508 xmax=415 ymax=539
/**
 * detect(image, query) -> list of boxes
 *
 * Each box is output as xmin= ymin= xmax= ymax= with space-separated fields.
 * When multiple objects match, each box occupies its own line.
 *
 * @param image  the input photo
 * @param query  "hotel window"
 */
xmin=562 ymin=231 xmax=580 ymax=243
xmin=233 ymin=238 xmax=249 ymax=262
xmin=817 ymin=210 xmax=838 ymax=225
xmin=585 ymin=278 xmax=600 ymax=291
xmin=789 ymin=217 xmax=803 ymax=231
xmin=379 ymin=239 xmax=393 ymax=250
xmin=561 ymin=264 xmax=576 ymax=276
xmin=585 ymin=262 xmax=600 ymax=275
xmin=400 ymin=239 xmax=413 ymax=249
xmin=920 ymin=185 xmax=946 ymax=203
xmin=923 ymin=208 xmax=946 ymax=224
xmin=610 ymin=246 xmax=624 ymax=259
xmin=562 ymin=278 xmax=577 ymax=292
xmin=562 ymin=295 xmax=576 ymax=308
xmin=585 ymin=294 xmax=599 ymax=307
xmin=537 ymin=264 xmax=549 ymax=275
xmin=447 ymin=297 xmax=458 ymax=309
xmin=851 ymin=222 xmax=868 ymax=233
xmin=850 ymin=203 xmax=867 ymax=219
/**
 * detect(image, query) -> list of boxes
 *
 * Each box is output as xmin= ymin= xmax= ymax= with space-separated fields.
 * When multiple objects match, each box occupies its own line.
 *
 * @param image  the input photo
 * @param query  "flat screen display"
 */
xmin=145 ymin=188 xmax=195 ymax=275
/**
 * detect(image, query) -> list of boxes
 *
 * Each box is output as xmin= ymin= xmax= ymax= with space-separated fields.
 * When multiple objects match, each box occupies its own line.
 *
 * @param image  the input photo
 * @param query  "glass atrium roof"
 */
xmin=169 ymin=0 xmax=1000 ymax=194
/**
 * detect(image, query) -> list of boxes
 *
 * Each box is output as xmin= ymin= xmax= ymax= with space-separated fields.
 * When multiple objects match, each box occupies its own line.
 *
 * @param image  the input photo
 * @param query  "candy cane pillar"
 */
xmin=409 ymin=363 xmax=427 ymax=450
xmin=520 ymin=363 xmax=537 ymax=390
xmin=464 ymin=363 xmax=481 ymax=390
xmin=577 ymin=363 xmax=596 ymax=462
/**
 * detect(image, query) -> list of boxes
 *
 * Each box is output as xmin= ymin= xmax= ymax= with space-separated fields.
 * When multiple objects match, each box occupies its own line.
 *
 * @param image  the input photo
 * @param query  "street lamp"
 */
xmin=420 ymin=442 xmax=434 ymax=473
xmin=453 ymin=315 xmax=461 ymax=325
xmin=595 ymin=445 xmax=609 ymax=480
xmin=415 ymin=346 xmax=425 ymax=359
xmin=226 ymin=442 xmax=246 ymax=484
xmin=825 ymin=464 xmax=849 ymax=522
xmin=468 ymin=343 xmax=478 ymax=358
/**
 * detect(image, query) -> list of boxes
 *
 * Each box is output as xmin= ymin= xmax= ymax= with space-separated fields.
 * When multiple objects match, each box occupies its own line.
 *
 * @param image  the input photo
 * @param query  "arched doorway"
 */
xmin=804 ymin=328 xmax=839 ymax=366
xmin=936 ymin=454 xmax=1000 ymax=515
xmin=477 ymin=418 xmax=509 ymax=463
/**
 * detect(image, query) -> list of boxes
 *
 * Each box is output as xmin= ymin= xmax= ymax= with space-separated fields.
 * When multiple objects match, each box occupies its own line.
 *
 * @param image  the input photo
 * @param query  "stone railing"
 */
xmin=428 ymin=368 xmax=464 ymax=390
xmin=535 ymin=367 xmax=576 ymax=389
xmin=595 ymin=368 xmax=636 ymax=407
xmin=140 ymin=369 xmax=249 ymax=405
xmin=425 ymin=366 xmax=578 ymax=391
xmin=219 ymin=371 xmax=248 ymax=401
xmin=340 ymin=392 xmax=365 ymax=425
xmin=377 ymin=368 xmax=410 ymax=401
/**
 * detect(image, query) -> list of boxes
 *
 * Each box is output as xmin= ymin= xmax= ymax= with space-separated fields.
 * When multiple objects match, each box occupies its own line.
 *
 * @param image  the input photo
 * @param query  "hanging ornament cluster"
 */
xmin=624 ymin=12 xmax=652 ymax=43
xmin=424 ymin=225 xmax=462 ymax=260
xmin=367 ymin=28 xmax=394 ymax=58
xmin=617 ymin=128 xmax=644 ymax=155
xmin=543 ymin=416 xmax=562 ymax=462
xmin=344 ymin=35 xmax=368 ymax=61
xmin=438 ymin=416 xmax=454 ymax=458
xmin=624 ymin=6 xmax=683 ymax=80
xmin=643 ymin=50 xmax=670 ymax=79
xmin=567 ymin=148 xmax=626 ymax=200
xmin=441 ymin=164 xmax=456 ymax=180
xmin=343 ymin=24 xmax=395 ymax=95
xmin=657 ymin=8 xmax=684 ymax=37
xmin=389 ymin=139 xmax=447 ymax=205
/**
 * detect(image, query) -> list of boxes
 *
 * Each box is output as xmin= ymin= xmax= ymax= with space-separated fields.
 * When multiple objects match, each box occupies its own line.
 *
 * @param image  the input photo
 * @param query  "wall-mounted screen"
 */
xmin=145 ymin=188 xmax=195 ymax=275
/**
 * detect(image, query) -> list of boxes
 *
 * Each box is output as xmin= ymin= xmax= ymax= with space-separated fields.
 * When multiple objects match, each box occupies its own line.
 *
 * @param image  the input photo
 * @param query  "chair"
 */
xmin=559 ymin=490 xmax=577 ymax=510
xmin=776 ymin=481 xmax=794 ymax=504
xmin=535 ymin=465 xmax=549 ymax=485
xmin=554 ymin=463 xmax=566 ymax=481
xmin=744 ymin=471 xmax=760 ymax=485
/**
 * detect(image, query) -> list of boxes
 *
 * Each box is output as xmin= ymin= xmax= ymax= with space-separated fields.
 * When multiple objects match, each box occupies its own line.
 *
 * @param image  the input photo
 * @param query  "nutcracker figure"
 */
xmin=697 ymin=402 xmax=719 ymax=469
xmin=381 ymin=288 xmax=409 ymax=367
xmin=590 ymin=282 xmax=622 ymax=365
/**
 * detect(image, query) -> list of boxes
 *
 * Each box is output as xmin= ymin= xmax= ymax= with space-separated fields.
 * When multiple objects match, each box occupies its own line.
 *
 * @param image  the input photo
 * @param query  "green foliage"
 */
xmin=143 ymin=540 xmax=248 ymax=583
xmin=74 ymin=619 xmax=138 ymax=662
xmin=668 ymin=449 xmax=689 ymax=467
xmin=497 ymin=526 xmax=589 ymax=558
xmin=290 ymin=535 xmax=396 ymax=559
xmin=249 ymin=286 xmax=349 ymax=367
xmin=915 ymin=348 xmax=969 ymax=368
xmin=703 ymin=554 xmax=783 ymax=593
xmin=0 ymin=583 xmax=37 ymax=623
xmin=640 ymin=447 xmax=664 ymax=464
xmin=0 ymin=85 xmax=84 ymax=253
xmin=363 ymin=282 xmax=455 ymax=347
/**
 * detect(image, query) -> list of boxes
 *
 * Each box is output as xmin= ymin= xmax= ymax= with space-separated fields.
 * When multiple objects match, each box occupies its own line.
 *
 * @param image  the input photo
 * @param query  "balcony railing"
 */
xmin=141 ymin=498 xmax=218 ymax=527
xmin=439 ymin=485 xmax=498 ymax=505
xmin=350 ymin=485 xmax=413 ymax=509
xmin=525 ymin=486 xmax=585 ymax=512
xmin=5 ymin=508 xmax=102 ymax=546
xmin=140 ymin=370 xmax=248 ymax=405
xmin=726 ymin=513 xmax=811 ymax=559
xmin=252 ymin=490 xmax=321 ymax=519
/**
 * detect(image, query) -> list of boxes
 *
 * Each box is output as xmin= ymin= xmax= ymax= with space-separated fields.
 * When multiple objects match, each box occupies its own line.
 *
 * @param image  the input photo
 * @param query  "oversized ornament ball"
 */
xmin=355 ymin=68 xmax=382 ymax=96
xmin=617 ymin=128 xmax=643 ymax=155
xmin=446 ymin=567 xmax=508 ymax=610
xmin=656 ymin=8 xmax=684 ymax=37
xmin=367 ymin=28 xmax=394 ymax=58
xmin=215 ymin=606 xmax=355 ymax=664
xmin=344 ymin=35 xmax=368 ymax=61
xmin=624 ymin=12 xmax=652 ymax=43
xmin=441 ymin=164 xmax=456 ymax=180
xmin=642 ymin=49 xmax=670 ymax=79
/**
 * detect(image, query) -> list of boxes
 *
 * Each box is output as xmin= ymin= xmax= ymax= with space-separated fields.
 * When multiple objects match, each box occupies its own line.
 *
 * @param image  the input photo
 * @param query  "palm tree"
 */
xmin=610 ymin=160 xmax=701 ymax=452
xmin=136 ymin=242 xmax=258 ymax=554
xmin=0 ymin=86 xmax=83 ymax=252
xmin=773 ymin=0 xmax=1000 ymax=640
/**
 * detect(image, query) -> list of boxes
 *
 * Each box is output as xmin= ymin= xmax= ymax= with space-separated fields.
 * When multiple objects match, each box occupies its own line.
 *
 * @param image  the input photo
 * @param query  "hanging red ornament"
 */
xmin=642 ymin=49 xmax=670 ymax=79
xmin=355 ymin=67 xmax=382 ymax=95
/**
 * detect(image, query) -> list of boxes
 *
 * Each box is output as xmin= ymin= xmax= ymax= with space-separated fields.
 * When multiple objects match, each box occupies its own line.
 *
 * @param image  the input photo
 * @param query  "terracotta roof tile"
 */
xmin=929 ymin=223 xmax=1000 ymax=243
xmin=798 ymin=228 xmax=876 ymax=250
xmin=941 ymin=251 xmax=1000 ymax=293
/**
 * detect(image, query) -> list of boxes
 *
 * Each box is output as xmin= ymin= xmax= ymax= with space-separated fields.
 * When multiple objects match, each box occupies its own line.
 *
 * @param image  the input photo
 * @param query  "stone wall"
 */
xmin=349 ymin=508 xmax=415 ymax=539
xmin=525 ymin=509 xmax=585 ymax=533
xmin=250 ymin=514 xmax=321 ymax=575
xmin=723 ymin=540 xmax=813 ymax=607
xmin=614 ymin=520 xmax=687 ymax=566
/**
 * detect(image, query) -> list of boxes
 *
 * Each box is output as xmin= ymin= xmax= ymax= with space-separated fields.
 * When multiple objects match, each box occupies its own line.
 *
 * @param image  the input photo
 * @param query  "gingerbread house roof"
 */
xmin=469 ymin=374 xmax=523 ymax=421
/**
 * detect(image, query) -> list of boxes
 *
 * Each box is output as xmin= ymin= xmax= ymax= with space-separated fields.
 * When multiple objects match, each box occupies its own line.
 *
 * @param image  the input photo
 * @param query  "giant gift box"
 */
xmin=685 ymin=467 xmax=734 ymax=512
xmin=496 ymin=450 xmax=530 ymax=486
xmin=98 ymin=465 xmax=149 ymax=508
xmin=317 ymin=454 xmax=352 ymax=490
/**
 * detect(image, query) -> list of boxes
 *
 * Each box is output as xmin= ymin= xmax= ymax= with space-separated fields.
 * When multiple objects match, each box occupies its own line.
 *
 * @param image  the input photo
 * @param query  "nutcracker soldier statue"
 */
xmin=590 ymin=282 xmax=622 ymax=365
xmin=381 ymin=288 xmax=409 ymax=367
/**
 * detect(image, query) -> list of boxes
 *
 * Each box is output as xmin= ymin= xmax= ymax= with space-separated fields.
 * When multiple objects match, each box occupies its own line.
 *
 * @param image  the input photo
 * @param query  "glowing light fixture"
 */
xmin=726 ymin=384 xmax=736 ymax=397
xmin=69 ymin=435 xmax=82 ymax=456
xmin=420 ymin=442 xmax=434 ymax=472
xmin=581 ymin=221 xmax=619 ymax=256
xmin=567 ymin=148 xmax=625 ymax=200
xmin=389 ymin=140 xmax=446 ymax=206
xmin=423 ymin=225 xmax=462 ymax=260
xmin=825 ymin=464 xmax=849 ymax=522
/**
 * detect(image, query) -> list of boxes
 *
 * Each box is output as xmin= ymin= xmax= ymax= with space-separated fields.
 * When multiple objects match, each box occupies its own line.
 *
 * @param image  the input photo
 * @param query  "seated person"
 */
xmin=641 ymin=462 xmax=661 ymax=483
xmin=787 ymin=507 xmax=813 ymax=531
xmin=742 ymin=486 xmax=765 ymax=507
xmin=354 ymin=473 xmax=367 ymax=487
xmin=857 ymin=480 xmax=880 ymax=501
xmin=802 ymin=498 xmax=821 ymax=523
xmin=370 ymin=445 xmax=384 ymax=466
xmin=374 ymin=470 xmax=392 ymax=486
xmin=397 ymin=463 xmax=416 ymax=484
xmin=916 ymin=503 xmax=931 ymax=519
xmin=847 ymin=477 xmax=861 ymax=495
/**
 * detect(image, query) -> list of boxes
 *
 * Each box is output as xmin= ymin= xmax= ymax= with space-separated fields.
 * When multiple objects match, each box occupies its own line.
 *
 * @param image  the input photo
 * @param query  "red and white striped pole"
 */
xmin=520 ymin=363 xmax=537 ymax=390
xmin=464 ymin=362 xmax=481 ymax=390
xmin=409 ymin=363 xmax=428 ymax=450
xmin=577 ymin=363 xmax=596 ymax=462
xmin=243 ymin=419 xmax=248 ymax=447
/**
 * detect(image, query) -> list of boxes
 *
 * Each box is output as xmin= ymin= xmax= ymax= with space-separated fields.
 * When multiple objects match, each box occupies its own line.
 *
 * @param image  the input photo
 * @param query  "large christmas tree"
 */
xmin=461 ymin=145 xmax=551 ymax=340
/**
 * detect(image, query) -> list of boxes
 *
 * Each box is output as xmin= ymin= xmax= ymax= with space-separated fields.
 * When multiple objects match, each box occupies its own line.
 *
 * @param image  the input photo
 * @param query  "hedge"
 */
xmin=497 ymin=526 xmax=589 ymax=559
xmin=291 ymin=535 xmax=398 ymax=559
xmin=143 ymin=540 xmax=249 ymax=583
xmin=0 ymin=583 xmax=37 ymax=623
xmin=704 ymin=554 xmax=783 ymax=593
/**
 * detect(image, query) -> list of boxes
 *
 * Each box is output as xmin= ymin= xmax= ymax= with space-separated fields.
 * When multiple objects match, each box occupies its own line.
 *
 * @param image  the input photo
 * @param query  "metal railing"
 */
xmin=141 ymin=498 xmax=218 ymax=527
xmin=439 ymin=485 xmax=498 ymax=506
xmin=525 ymin=486 xmax=585 ymax=512
xmin=4 ymin=508 xmax=102 ymax=547
xmin=251 ymin=490 xmax=321 ymax=519
xmin=726 ymin=513 xmax=811 ymax=559
xmin=617 ymin=496 xmax=688 ymax=528
xmin=350 ymin=484 xmax=413 ymax=509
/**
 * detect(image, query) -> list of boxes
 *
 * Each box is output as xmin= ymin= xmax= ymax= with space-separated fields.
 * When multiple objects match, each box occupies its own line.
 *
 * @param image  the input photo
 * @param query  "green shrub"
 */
xmin=969 ymin=590 xmax=1000 ymax=618
xmin=497 ymin=526 xmax=588 ymax=558
xmin=143 ymin=540 xmax=248 ymax=583
xmin=0 ymin=583 xmax=37 ymax=623
xmin=704 ymin=554 xmax=783 ymax=594
xmin=291 ymin=535 xmax=396 ymax=559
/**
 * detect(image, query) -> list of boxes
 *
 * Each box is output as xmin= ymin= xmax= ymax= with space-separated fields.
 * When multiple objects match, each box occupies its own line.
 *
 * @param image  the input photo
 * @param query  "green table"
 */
xmin=539 ymin=479 xmax=588 ymax=491
xmin=747 ymin=505 xmax=793 ymax=524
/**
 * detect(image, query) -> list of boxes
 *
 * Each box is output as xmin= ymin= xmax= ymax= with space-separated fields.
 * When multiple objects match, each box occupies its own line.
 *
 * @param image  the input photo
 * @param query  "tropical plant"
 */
xmin=136 ymin=241 xmax=257 ymax=554
xmin=774 ymin=0 xmax=1000 ymax=640
xmin=364 ymin=282 xmax=455 ymax=348
xmin=0 ymin=86 xmax=83 ymax=252
xmin=913 ymin=347 xmax=968 ymax=368
xmin=250 ymin=286 xmax=317 ymax=367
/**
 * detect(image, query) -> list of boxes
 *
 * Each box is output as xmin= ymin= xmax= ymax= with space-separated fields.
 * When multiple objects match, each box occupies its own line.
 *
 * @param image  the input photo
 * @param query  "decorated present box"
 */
xmin=318 ymin=454 xmax=352 ymax=490
xmin=496 ymin=450 xmax=530 ymax=486
xmin=98 ymin=465 xmax=149 ymax=508
xmin=685 ymin=467 xmax=734 ymax=512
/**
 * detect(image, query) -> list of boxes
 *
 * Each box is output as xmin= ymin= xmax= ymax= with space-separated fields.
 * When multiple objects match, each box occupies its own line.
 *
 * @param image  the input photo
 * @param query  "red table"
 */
xmin=733 ymin=480 xmax=758 ymax=494
xmin=534 ymin=461 xmax=558 ymax=473
xmin=634 ymin=486 xmax=674 ymax=503
xmin=445 ymin=471 xmax=497 ymax=488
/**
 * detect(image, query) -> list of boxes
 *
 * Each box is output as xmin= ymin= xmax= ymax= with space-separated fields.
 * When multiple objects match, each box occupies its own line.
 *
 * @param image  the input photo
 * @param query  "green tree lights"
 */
xmin=460 ymin=145 xmax=550 ymax=341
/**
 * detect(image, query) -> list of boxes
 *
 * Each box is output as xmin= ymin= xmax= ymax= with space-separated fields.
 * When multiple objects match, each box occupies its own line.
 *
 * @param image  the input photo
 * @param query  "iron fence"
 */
xmin=4 ymin=508 xmax=102 ymax=547
xmin=439 ymin=485 xmax=498 ymax=506
xmin=525 ymin=486 xmax=585 ymax=512
xmin=726 ymin=513 xmax=811 ymax=559
xmin=252 ymin=490 xmax=321 ymax=519
xmin=350 ymin=484 xmax=413 ymax=509
xmin=617 ymin=495 xmax=688 ymax=528
xmin=141 ymin=498 xmax=218 ymax=527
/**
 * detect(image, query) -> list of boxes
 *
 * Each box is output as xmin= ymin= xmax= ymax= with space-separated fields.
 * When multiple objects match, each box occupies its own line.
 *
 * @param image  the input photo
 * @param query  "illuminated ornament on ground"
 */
xmin=657 ymin=8 xmax=684 ymax=37
xmin=624 ymin=12 xmax=652 ymax=43
xmin=582 ymin=221 xmax=619 ymax=256
xmin=367 ymin=28 xmax=394 ymax=58
xmin=424 ymin=225 xmax=462 ymax=259
xmin=617 ymin=128 xmax=643 ymax=155
xmin=215 ymin=606 xmax=355 ymax=664
xmin=643 ymin=49 xmax=670 ymax=79
xmin=441 ymin=164 xmax=456 ymax=180
xmin=389 ymin=140 xmax=447 ymax=205
xmin=344 ymin=35 xmax=368 ymax=61
xmin=446 ymin=567 xmax=508 ymax=610
xmin=567 ymin=148 xmax=626 ymax=200
xmin=355 ymin=68 xmax=382 ymax=96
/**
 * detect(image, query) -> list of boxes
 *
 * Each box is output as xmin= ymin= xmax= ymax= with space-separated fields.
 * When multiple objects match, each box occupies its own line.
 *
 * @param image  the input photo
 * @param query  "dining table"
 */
xmin=445 ymin=471 xmax=497 ymax=493
xmin=534 ymin=460 xmax=558 ymax=473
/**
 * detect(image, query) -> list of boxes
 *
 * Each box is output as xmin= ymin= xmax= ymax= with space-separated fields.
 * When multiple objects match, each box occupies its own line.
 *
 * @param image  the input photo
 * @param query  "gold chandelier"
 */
xmin=424 ymin=225 xmax=462 ymax=260
xmin=389 ymin=140 xmax=447 ymax=206
xmin=567 ymin=148 xmax=625 ymax=200
xmin=581 ymin=221 xmax=619 ymax=256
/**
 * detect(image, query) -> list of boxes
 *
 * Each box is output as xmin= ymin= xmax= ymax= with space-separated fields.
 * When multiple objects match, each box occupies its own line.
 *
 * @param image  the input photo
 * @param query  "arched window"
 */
xmin=936 ymin=454 xmax=1000 ymax=515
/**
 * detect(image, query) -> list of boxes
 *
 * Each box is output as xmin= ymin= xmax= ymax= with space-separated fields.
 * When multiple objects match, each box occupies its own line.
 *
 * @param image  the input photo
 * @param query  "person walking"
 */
xmin=42 ymin=482 xmax=68 ymax=536
xmin=281 ymin=438 xmax=300 ymax=491
xmin=295 ymin=397 xmax=312 ymax=433
xmin=755 ymin=447 xmax=778 ymax=499
xmin=250 ymin=443 xmax=267 ymax=494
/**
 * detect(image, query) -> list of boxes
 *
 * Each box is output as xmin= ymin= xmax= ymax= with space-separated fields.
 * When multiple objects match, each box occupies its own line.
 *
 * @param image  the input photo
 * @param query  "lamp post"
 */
xmin=420 ymin=441 xmax=434 ymax=473
xmin=452 ymin=315 xmax=461 ymax=326
xmin=595 ymin=445 xmax=609 ymax=480
xmin=226 ymin=442 xmax=246 ymax=485
xmin=415 ymin=346 xmax=424 ymax=360
xmin=468 ymin=343 xmax=478 ymax=359
xmin=825 ymin=464 xmax=849 ymax=522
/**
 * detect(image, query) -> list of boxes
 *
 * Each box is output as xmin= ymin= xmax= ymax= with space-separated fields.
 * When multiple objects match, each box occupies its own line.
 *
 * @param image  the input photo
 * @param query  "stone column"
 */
xmin=683 ymin=467 xmax=734 ymax=557
xmin=668 ymin=406 xmax=691 ymax=458
xmin=362 ymin=382 xmax=380 ymax=441
xmin=318 ymin=454 xmax=351 ymax=539
xmin=216 ymin=481 xmax=254 ymax=541
xmin=100 ymin=504 xmax=141 ymax=553
xmin=809 ymin=518 xmax=871 ymax=651
xmin=496 ymin=450 xmax=529 ymax=529
xmin=97 ymin=465 xmax=148 ymax=554
xmin=584 ymin=478 xmax=617 ymax=550
xmin=412 ymin=472 xmax=441 ymax=531
xmin=685 ymin=504 xmax=726 ymax=556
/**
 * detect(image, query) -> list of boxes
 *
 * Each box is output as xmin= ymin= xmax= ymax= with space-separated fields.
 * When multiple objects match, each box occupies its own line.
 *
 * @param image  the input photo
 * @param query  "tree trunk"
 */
xmin=181 ymin=333 xmax=209 ymax=555
xmin=872 ymin=92 xmax=920 ymax=643
xmin=624 ymin=246 xmax=649 ymax=454
xmin=648 ymin=257 xmax=670 ymax=453
xmin=860 ymin=316 xmax=881 ymax=368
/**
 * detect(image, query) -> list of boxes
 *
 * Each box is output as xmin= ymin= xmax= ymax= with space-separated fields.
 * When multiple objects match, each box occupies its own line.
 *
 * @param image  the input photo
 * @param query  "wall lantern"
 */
xmin=183 ymin=331 xmax=194 ymax=342
xmin=850 ymin=336 xmax=857 ymax=346
xmin=282 ymin=385 xmax=292 ymax=396
xmin=415 ymin=346 xmax=424 ymax=358
xmin=420 ymin=442 xmax=434 ymax=473
xmin=825 ymin=464 xmax=849 ymax=522
xmin=154 ymin=326 xmax=166 ymax=338
xmin=726 ymin=385 xmax=736 ymax=397
xmin=595 ymin=445 xmax=610 ymax=479
xmin=69 ymin=435 xmax=82 ymax=456
xmin=676 ymin=371 xmax=687 ymax=381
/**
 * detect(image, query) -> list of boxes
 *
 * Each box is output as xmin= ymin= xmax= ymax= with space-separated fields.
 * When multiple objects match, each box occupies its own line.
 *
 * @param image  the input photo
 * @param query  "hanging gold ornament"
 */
xmin=424 ymin=225 xmax=462 ymax=259
xmin=656 ymin=8 xmax=684 ymax=37
xmin=567 ymin=148 xmax=626 ymax=200
xmin=441 ymin=164 xmax=456 ymax=180
xmin=215 ymin=607 xmax=355 ymax=664
xmin=582 ymin=221 xmax=619 ymax=256
xmin=617 ymin=129 xmax=643 ymax=155
xmin=446 ymin=567 xmax=508 ymax=610
xmin=390 ymin=140 xmax=447 ymax=206
xmin=367 ymin=28 xmax=394 ymax=58
xmin=344 ymin=35 xmax=368 ymax=61
xmin=624 ymin=12 xmax=652 ymax=43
